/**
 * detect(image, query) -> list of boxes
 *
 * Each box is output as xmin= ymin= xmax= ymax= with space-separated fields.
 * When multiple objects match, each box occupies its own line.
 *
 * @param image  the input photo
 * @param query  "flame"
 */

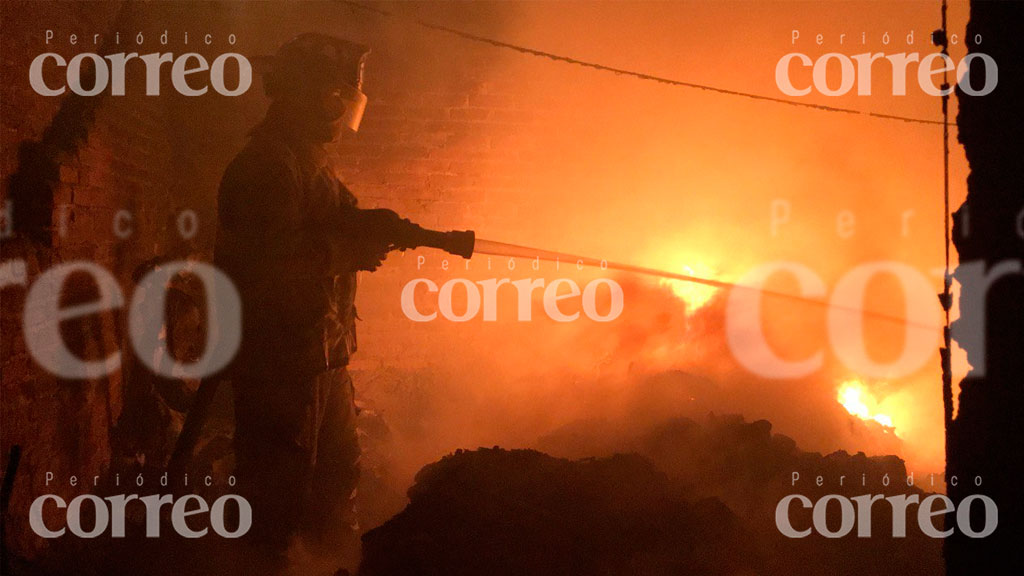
xmin=660 ymin=263 xmax=720 ymax=311
xmin=837 ymin=379 xmax=897 ymax=433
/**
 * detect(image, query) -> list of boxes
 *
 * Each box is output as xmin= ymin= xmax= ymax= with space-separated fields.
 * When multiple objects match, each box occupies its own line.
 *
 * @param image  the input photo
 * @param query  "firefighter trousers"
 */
xmin=231 ymin=367 xmax=360 ymax=572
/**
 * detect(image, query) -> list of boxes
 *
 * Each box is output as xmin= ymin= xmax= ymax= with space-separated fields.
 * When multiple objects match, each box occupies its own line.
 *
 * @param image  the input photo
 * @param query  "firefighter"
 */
xmin=214 ymin=33 xmax=410 ymax=573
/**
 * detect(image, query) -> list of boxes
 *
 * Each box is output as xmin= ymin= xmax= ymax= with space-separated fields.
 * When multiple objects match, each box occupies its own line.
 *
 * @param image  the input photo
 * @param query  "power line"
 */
xmin=342 ymin=1 xmax=951 ymax=127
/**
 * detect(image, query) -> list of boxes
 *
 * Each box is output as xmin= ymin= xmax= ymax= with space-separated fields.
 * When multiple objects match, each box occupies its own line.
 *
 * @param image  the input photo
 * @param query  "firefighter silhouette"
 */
xmin=214 ymin=33 xmax=409 ymax=573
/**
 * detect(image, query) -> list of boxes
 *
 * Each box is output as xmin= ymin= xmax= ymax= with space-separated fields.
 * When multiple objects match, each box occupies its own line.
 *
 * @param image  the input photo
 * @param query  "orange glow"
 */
xmin=838 ymin=380 xmax=898 ymax=434
xmin=353 ymin=0 xmax=966 ymax=476
xmin=660 ymin=263 xmax=721 ymax=311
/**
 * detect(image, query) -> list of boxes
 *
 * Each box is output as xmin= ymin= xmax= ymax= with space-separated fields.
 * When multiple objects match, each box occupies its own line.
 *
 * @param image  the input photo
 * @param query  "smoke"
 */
xmin=328 ymin=1 xmax=961 ymax=529
xmin=352 ymin=274 xmax=926 ymax=532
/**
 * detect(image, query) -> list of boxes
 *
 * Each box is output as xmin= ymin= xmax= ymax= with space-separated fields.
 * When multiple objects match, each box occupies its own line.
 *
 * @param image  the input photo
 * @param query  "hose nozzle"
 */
xmin=403 ymin=225 xmax=475 ymax=259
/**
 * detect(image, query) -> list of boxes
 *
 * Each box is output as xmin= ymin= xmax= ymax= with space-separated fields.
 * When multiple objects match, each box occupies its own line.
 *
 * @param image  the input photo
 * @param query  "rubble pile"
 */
xmin=541 ymin=414 xmax=944 ymax=576
xmin=361 ymin=416 xmax=943 ymax=576
xmin=359 ymin=448 xmax=759 ymax=576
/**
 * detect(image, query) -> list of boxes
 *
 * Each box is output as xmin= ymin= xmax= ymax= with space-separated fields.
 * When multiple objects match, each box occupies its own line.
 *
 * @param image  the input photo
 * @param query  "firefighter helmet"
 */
xmin=264 ymin=33 xmax=370 ymax=132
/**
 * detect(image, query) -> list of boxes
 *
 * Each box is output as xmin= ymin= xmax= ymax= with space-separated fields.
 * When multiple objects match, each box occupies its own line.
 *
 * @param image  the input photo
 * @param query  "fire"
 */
xmin=660 ymin=263 xmax=720 ymax=311
xmin=837 ymin=379 xmax=897 ymax=432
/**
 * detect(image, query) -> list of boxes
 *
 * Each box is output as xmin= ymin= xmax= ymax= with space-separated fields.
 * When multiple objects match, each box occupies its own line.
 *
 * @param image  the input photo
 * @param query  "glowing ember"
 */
xmin=837 ymin=380 xmax=896 ymax=432
xmin=660 ymin=263 xmax=720 ymax=310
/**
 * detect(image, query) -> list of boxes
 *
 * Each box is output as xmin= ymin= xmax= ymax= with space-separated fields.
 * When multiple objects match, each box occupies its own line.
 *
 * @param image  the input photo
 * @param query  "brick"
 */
xmin=449 ymin=108 xmax=492 ymax=122
xmin=53 ymin=183 xmax=74 ymax=204
xmin=419 ymin=92 xmax=470 ymax=108
xmin=468 ymin=93 xmax=518 ymax=109
xmin=58 ymin=163 xmax=78 ymax=184
xmin=74 ymin=185 xmax=109 ymax=207
xmin=401 ymin=106 xmax=453 ymax=123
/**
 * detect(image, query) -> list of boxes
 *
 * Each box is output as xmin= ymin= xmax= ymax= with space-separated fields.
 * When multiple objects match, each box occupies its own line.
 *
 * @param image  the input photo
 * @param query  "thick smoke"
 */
xmin=337 ymin=1 xmax=959 ymax=503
